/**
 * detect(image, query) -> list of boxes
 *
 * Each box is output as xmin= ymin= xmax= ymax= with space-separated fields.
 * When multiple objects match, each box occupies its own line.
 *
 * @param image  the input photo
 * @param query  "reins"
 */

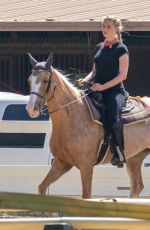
xmin=48 ymin=92 xmax=89 ymax=114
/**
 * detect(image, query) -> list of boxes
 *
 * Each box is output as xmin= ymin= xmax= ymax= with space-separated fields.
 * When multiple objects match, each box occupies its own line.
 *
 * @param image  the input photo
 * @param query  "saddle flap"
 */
xmin=81 ymin=90 xmax=101 ymax=122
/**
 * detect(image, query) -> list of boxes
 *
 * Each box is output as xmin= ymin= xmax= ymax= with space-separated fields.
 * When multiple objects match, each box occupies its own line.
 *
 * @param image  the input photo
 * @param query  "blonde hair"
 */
xmin=102 ymin=16 xmax=123 ymax=42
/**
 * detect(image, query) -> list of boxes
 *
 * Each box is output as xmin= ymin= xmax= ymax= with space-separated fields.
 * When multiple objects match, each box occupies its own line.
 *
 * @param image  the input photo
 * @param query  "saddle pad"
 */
xmin=121 ymin=97 xmax=150 ymax=124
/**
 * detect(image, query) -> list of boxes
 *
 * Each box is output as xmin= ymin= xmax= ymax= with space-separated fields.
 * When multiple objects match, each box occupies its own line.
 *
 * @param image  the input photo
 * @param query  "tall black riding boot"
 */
xmin=110 ymin=121 xmax=125 ymax=167
xmin=94 ymin=101 xmax=110 ymax=165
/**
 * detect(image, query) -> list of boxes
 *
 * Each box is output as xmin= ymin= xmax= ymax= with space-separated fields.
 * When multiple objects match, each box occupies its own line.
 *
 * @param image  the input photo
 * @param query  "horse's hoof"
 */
xmin=38 ymin=185 xmax=45 ymax=195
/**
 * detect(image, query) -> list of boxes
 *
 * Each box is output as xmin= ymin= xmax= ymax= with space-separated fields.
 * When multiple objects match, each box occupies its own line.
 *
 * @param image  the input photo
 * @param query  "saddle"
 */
xmin=83 ymin=91 xmax=150 ymax=165
xmin=83 ymin=90 xmax=150 ymax=125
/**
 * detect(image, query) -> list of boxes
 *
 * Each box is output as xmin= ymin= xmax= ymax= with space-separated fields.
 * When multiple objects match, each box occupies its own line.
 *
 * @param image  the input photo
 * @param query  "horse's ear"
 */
xmin=27 ymin=52 xmax=38 ymax=67
xmin=45 ymin=53 xmax=53 ymax=70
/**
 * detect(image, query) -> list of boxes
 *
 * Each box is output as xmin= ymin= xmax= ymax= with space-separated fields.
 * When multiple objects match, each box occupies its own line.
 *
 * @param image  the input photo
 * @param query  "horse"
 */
xmin=26 ymin=53 xmax=150 ymax=199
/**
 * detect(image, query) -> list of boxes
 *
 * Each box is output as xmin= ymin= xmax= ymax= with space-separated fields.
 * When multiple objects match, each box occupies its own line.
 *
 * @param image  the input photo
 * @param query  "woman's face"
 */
xmin=102 ymin=20 xmax=118 ymax=40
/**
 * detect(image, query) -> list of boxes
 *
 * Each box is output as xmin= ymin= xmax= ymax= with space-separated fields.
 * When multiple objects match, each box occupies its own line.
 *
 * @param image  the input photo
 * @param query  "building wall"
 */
xmin=0 ymin=31 xmax=150 ymax=96
xmin=125 ymin=45 xmax=150 ymax=96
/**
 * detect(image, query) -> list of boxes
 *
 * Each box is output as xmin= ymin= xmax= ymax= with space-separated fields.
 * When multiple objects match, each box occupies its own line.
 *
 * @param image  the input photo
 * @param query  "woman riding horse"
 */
xmin=78 ymin=16 xmax=129 ymax=167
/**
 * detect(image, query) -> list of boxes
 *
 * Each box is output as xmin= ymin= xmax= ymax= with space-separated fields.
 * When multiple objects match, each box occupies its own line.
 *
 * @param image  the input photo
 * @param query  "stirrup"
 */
xmin=111 ymin=154 xmax=125 ymax=167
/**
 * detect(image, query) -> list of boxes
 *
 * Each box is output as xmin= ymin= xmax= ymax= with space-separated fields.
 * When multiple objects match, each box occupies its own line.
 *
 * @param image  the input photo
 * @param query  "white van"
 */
xmin=0 ymin=92 xmax=52 ymax=165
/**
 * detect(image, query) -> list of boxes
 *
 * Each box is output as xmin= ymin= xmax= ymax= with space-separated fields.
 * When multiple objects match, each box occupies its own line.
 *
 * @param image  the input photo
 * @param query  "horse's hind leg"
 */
xmin=38 ymin=160 xmax=73 ymax=195
xmin=126 ymin=149 xmax=150 ymax=198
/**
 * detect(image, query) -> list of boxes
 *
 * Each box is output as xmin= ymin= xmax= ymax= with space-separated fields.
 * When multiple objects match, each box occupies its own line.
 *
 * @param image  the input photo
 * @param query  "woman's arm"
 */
xmin=84 ymin=64 xmax=96 ymax=81
xmin=91 ymin=54 xmax=129 ymax=91
xmin=77 ymin=64 xmax=96 ymax=87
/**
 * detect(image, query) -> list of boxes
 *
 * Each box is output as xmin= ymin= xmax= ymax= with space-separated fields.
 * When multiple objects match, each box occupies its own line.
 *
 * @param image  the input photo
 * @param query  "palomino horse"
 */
xmin=26 ymin=53 xmax=150 ymax=199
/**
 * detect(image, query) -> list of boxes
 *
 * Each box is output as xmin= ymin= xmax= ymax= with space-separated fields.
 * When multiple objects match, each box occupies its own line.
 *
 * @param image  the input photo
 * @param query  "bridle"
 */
xmin=31 ymin=74 xmax=52 ymax=101
xmin=29 ymin=69 xmax=89 ymax=115
xmin=30 ymin=69 xmax=56 ymax=115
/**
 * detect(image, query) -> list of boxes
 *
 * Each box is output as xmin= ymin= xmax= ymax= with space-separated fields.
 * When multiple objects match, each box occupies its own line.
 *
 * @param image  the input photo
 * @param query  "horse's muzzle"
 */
xmin=26 ymin=105 xmax=40 ymax=118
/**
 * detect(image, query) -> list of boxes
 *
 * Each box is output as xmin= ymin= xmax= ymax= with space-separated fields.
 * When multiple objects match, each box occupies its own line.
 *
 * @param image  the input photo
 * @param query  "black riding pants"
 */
xmin=102 ymin=90 xmax=126 ymax=139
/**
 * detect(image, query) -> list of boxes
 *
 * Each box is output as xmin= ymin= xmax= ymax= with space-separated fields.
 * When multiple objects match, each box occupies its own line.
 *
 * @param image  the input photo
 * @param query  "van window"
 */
xmin=0 ymin=133 xmax=46 ymax=148
xmin=2 ymin=104 xmax=49 ymax=121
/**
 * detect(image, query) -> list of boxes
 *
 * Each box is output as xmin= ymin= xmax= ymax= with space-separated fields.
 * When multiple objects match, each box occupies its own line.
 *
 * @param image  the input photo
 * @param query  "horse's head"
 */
xmin=26 ymin=53 xmax=54 ymax=118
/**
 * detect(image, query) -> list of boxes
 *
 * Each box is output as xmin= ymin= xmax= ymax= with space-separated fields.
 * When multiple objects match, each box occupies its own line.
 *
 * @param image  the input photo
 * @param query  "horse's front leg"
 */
xmin=38 ymin=159 xmax=73 ymax=195
xmin=80 ymin=165 xmax=93 ymax=199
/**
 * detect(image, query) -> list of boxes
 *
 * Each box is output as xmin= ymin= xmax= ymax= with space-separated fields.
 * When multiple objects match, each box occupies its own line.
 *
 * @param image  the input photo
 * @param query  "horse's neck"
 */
xmin=47 ymin=72 xmax=81 ymax=123
xmin=47 ymin=73 xmax=103 ymax=139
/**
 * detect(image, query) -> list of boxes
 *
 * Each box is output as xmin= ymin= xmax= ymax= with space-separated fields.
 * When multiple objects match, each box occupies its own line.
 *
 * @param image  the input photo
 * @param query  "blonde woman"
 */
xmin=78 ymin=16 xmax=129 ymax=167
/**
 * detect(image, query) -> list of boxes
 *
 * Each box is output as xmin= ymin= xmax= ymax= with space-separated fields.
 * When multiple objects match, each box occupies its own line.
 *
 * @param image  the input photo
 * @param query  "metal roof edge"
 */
xmin=0 ymin=21 xmax=149 ymax=31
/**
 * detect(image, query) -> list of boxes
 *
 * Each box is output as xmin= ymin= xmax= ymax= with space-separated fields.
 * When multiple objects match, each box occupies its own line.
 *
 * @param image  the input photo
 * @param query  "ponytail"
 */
xmin=117 ymin=31 xmax=122 ymax=42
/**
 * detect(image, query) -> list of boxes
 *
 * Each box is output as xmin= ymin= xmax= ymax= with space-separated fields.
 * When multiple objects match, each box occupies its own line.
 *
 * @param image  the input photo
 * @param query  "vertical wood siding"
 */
xmin=0 ymin=32 xmax=150 ymax=96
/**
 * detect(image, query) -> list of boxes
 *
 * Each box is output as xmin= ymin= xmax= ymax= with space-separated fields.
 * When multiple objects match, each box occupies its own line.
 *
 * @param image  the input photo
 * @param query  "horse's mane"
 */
xmin=53 ymin=68 xmax=80 ymax=98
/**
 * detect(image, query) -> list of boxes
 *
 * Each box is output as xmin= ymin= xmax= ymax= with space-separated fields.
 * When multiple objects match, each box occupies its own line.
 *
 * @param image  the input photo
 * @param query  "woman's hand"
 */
xmin=76 ymin=78 xmax=84 ymax=87
xmin=90 ymin=83 xmax=104 ymax=91
xmin=76 ymin=78 xmax=87 ymax=87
